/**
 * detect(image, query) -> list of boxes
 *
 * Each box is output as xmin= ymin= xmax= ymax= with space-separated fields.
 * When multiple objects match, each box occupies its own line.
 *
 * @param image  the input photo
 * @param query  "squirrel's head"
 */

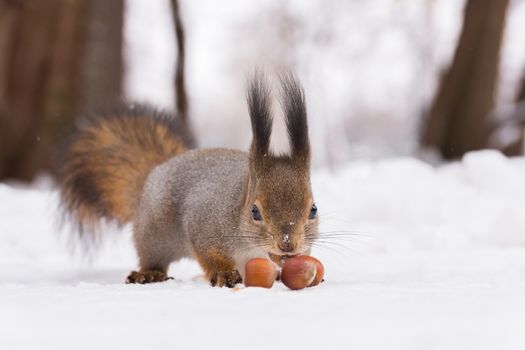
xmin=245 ymin=72 xmax=318 ymax=265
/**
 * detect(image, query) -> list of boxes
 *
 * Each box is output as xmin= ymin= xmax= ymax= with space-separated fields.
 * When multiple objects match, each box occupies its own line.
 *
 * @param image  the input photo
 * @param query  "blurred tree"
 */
xmin=421 ymin=0 xmax=509 ymax=159
xmin=517 ymin=73 xmax=525 ymax=104
xmin=501 ymin=72 xmax=525 ymax=156
xmin=0 ymin=0 xmax=123 ymax=181
xmin=80 ymin=0 xmax=124 ymax=112
xmin=171 ymin=0 xmax=188 ymax=124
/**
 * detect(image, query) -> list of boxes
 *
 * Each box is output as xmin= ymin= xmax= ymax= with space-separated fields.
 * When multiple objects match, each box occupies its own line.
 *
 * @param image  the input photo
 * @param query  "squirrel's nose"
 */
xmin=279 ymin=242 xmax=294 ymax=253
xmin=278 ymin=233 xmax=294 ymax=253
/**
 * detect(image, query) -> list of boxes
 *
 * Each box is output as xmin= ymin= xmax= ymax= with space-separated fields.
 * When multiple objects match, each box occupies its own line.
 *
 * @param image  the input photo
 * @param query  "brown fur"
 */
xmin=196 ymin=248 xmax=237 ymax=276
xmin=248 ymin=156 xmax=314 ymax=254
xmin=58 ymin=104 xmax=193 ymax=232
xmin=194 ymin=247 xmax=242 ymax=287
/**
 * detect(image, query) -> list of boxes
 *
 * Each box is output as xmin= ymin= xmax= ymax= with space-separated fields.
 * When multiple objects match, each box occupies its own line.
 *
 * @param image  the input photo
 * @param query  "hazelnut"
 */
xmin=244 ymin=258 xmax=277 ymax=288
xmin=301 ymin=256 xmax=324 ymax=286
xmin=281 ymin=255 xmax=323 ymax=290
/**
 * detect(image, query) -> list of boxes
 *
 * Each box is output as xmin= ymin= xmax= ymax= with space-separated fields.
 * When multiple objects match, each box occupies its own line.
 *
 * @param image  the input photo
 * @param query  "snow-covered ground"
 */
xmin=1 ymin=150 xmax=525 ymax=349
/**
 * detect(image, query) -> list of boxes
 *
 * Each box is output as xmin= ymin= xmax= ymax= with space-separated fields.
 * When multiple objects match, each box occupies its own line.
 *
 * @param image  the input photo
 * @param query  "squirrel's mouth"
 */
xmin=268 ymin=252 xmax=299 ymax=267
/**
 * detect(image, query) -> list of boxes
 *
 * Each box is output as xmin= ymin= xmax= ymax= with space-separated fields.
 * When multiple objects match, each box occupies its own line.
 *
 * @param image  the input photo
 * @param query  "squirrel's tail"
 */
xmin=57 ymin=104 xmax=193 ymax=233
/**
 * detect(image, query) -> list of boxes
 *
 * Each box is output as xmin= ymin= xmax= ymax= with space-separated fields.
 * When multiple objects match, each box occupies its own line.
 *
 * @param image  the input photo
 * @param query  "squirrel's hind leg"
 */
xmin=126 ymin=269 xmax=172 ymax=284
xmin=128 ymin=212 xmax=184 ymax=284
xmin=127 ymin=238 xmax=182 ymax=284
xmin=126 ymin=249 xmax=177 ymax=284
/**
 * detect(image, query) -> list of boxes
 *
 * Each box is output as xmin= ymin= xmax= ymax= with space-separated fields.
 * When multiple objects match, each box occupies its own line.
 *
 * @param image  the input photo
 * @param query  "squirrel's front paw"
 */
xmin=209 ymin=270 xmax=242 ymax=288
xmin=126 ymin=270 xmax=173 ymax=284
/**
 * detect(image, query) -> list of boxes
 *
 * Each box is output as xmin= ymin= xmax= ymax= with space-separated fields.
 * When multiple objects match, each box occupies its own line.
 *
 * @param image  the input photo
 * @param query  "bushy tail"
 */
xmin=57 ymin=104 xmax=193 ymax=233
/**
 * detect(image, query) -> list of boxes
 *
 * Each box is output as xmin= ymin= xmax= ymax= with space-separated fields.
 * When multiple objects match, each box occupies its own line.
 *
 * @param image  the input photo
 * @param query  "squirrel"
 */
xmin=57 ymin=72 xmax=319 ymax=287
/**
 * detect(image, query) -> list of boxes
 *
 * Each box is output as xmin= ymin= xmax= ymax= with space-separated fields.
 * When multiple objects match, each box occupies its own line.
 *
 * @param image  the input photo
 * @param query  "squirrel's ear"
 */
xmin=247 ymin=72 xmax=273 ymax=162
xmin=279 ymin=72 xmax=310 ymax=164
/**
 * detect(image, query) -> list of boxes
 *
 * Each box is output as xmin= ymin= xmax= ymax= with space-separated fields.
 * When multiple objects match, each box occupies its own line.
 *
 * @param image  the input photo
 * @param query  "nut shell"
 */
xmin=301 ymin=256 xmax=324 ymax=286
xmin=281 ymin=256 xmax=318 ymax=290
xmin=244 ymin=258 xmax=277 ymax=288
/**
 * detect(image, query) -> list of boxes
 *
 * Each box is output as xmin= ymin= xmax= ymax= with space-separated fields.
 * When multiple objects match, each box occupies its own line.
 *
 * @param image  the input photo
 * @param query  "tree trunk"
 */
xmin=0 ymin=0 xmax=87 ymax=181
xmin=502 ymin=72 xmax=525 ymax=156
xmin=421 ymin=0 xmax=509 ymax=159
xmin=80 ymin=0 xmax=124 ymax=111
xmin=517 ymin=73 xmax=525 ymax=103
xmin=0 ymin=0 xmax=124 ymax=181
xmin=171 ymin=0 xmax=188 ymax=124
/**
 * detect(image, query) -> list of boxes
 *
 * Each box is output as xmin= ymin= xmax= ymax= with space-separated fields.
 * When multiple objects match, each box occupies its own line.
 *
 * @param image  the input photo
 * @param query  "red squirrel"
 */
xmin=58 ymin=72 xmax=319 ymax=287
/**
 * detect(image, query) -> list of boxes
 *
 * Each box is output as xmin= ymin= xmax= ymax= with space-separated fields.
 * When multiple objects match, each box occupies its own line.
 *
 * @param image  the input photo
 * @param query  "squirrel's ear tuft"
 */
xmin=247 ymin=71 xmax=273 ymax=158
xmin=279 ymin=71 xmax=310 ymax=162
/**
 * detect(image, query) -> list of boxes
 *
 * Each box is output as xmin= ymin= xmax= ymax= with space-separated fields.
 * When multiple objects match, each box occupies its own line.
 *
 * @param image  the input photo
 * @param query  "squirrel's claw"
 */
xmin=209 ymin=270 xmax=242 ymax=288
xmin=126 ymin=270 xmax=173 ymax=284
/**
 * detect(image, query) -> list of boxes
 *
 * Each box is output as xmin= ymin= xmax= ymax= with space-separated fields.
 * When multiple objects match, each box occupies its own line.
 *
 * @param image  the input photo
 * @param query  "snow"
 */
xmin=1 ymin=150 xmax=525 ymax=349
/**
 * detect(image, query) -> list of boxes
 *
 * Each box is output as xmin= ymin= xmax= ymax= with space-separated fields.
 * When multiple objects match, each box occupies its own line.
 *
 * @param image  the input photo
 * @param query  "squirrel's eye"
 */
xmin=252 ymin=205 xmax=262 ymax=221
xmin=309 ymin=204 xmax=317 ymax=219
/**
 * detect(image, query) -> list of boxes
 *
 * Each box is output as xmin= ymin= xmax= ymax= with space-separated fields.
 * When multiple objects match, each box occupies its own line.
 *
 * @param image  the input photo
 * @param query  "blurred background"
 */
xmin=1 ymin=0 xmax=525 ymax=182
